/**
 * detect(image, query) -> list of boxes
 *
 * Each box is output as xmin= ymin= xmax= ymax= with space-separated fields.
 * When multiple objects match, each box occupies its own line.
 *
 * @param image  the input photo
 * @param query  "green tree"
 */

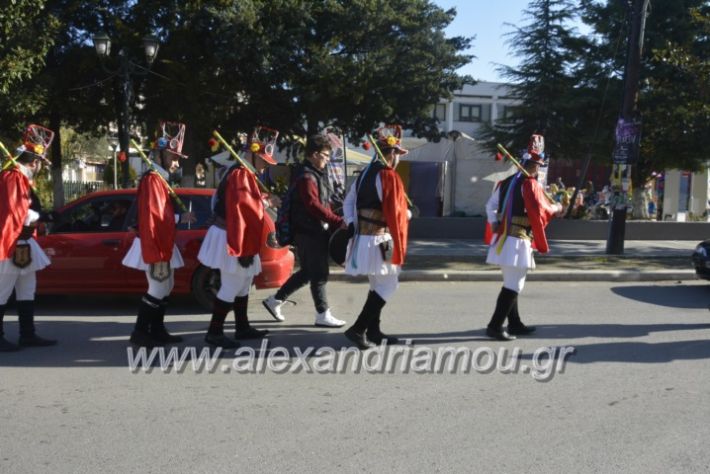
xmin=579 ymin=0 xmax=710 ymax=217
xmin=480 ymin=0 xmax=585 ymax=160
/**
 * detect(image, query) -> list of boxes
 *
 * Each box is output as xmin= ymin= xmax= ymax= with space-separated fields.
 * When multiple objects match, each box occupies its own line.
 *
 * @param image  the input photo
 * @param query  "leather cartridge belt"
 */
xmin=507 ymin=224 xmax=533 ymax=240
xmin=357 ymin=209 xmax=387 ymax=235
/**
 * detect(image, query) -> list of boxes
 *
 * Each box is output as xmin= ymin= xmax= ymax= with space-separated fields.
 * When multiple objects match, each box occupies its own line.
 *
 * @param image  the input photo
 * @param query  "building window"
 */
xmin=459 ymin=104 xmax=481 ymax=122
xmin=433 ymin=103 xmax=446 ymax=122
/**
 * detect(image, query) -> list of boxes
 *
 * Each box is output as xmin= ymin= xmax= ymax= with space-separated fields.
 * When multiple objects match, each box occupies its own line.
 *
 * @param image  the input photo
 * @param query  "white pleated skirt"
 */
xmin=122 ymin=237 xmax=185 ymax=270
xmin=197 ymin=225 xmax=262 ymax=276
xmin=486 ymin=234 xmax=535 ymax=270
xmin=0 ymin=239 xmax=51 ymax=275
xmin=345 ymin=233 xmax=401 ymax=276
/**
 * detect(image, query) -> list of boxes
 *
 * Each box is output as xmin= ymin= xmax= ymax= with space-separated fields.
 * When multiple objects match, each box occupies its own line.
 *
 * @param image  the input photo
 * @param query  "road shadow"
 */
xmin=525 ymin=323 xmax=710 ymax=339
xmin=0 ymin=318 xmax=376 ymax=368
xmin=610 ymin=283 xmax=709 ymax=309
xmin=521 ymin=339 xmax=710 ymax=364
xmin=32 ymin=294 xmax=208 ymax=316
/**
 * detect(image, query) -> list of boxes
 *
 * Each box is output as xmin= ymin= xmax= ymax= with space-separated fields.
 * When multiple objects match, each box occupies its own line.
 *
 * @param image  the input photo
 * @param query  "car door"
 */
xmin=37 ymin=194 xmax=137 ymax=292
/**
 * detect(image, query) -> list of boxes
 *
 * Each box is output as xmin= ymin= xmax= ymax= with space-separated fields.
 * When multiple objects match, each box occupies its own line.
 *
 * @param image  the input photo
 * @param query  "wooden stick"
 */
xmin=366 ymin=134 xmax=415 ymax=208
xmin=496 ymin=143 xmax=557 ymax=205
xmin=0 ymin=141 xmax=19 ymax=171
xmin=212 ymin=130 xmax=270 ymax=193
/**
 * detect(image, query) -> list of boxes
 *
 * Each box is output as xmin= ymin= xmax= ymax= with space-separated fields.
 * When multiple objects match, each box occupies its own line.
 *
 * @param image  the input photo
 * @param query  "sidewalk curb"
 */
xmin=329 ymin=270 xmax=699 ymax=283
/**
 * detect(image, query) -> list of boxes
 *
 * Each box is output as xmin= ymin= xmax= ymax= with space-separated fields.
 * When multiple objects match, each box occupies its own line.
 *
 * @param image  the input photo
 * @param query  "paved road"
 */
xmin=1 ymin=280 xmax=709 ymax=473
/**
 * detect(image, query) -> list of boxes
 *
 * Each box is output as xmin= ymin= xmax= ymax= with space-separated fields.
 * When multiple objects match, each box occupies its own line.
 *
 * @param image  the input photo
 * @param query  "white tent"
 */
xmin=401 ymin=133 xmax=515 ymax=216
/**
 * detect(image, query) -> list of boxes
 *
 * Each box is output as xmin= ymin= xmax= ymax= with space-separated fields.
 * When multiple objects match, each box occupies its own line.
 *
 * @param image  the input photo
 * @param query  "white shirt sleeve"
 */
xmin=375 ymin=174 xmax=383 ymax=201
xmin=24 ymin=209 xmax=39 ymax=226
xmin=485 ymin=185 xmax=500 ymax=224
xmin=343 ymin=181 xmax=357 ymax=225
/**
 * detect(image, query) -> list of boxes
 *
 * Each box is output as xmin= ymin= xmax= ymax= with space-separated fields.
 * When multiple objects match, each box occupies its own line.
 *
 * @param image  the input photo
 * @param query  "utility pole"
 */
xmin=606 ymin=0 xmax=650 ymax=254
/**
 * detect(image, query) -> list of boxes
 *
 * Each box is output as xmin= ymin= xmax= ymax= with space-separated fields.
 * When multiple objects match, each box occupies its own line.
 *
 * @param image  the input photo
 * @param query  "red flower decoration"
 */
xmin=362 ymin=141 xmax=371 ymax=151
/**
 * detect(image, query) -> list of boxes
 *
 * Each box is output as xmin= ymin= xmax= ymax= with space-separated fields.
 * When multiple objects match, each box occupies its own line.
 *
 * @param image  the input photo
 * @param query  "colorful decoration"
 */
xmin=208 ymin=138 xmax=219 ymax=152
xmin=153 ymin=121 xmax=187 ymax=159
xmin=20 ymin=124 xmax=55 ymax=162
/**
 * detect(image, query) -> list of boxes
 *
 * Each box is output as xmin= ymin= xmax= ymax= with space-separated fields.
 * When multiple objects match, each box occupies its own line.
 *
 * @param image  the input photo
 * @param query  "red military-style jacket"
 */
xmin=137 ymin=171 xmax=177 ymax=263
xmin=225 ymin=166 xmax=264 ymax=257
xmin=0 ymin=168 xmax=31 ymax=260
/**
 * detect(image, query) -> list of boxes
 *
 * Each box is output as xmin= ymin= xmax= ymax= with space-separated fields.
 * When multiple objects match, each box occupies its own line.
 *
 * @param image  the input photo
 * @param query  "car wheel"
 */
xmin=191 ymin=264 xmax=220 ymax=311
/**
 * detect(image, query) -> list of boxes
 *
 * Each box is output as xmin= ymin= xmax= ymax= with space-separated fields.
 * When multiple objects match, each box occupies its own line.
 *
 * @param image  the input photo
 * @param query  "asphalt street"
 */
xmin=1 ymin=280 xmax=709 ymax=473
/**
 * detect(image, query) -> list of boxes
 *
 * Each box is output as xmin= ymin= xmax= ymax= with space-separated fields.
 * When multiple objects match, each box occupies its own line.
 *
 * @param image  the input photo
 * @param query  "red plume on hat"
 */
xmin=247 ymin=126 xmax=279 ymax=165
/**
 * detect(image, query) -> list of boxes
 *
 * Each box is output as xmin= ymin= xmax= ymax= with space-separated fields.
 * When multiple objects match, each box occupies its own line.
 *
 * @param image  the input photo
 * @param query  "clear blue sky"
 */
xmin=432 ymin=0 xmax=538 ymax=82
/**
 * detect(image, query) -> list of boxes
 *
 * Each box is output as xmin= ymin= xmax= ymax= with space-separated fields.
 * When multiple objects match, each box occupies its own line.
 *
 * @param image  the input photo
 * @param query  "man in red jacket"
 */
xmin=122 ymin=124 xmax=193 ymax=347
xmin=342 ymin=126 xmax=411 ymax=349
xmin=263 ymin=134 xmax=347 ymax=328
xmin=0 ymin=135 xmax=56 ymax=351
xmin=484 ymin=135 xmax=563 ymax=340
xmin=199 ymin=128 xmax=277 ymax=348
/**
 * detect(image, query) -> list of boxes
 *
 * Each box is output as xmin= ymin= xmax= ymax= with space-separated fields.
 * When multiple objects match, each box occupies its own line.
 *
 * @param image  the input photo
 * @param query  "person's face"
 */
xmin=307 ymin=148 xmax=331 ymax=170
xmin=160 ymin=151 xmax=180 ymax=173
xmin=25 ymin=157 xmax=42 ymax=177
xmin=251 ymin=152 xmax=269 ymax=173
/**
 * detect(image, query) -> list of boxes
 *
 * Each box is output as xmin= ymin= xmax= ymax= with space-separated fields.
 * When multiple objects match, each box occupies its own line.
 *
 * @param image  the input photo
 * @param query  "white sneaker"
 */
xmin=315 ymin=309 xmax=346 ymax=328
xmin=262 ymin=295 xmax=285 ymax=322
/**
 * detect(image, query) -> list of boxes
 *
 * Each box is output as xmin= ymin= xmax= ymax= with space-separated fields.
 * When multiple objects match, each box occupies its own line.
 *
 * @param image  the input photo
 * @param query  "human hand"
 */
xmin=180 ymin=211 xmax=197 ymax=224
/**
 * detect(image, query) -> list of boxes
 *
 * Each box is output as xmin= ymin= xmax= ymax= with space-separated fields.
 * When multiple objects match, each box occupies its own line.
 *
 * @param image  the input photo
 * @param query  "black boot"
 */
xmin=365 ymin=291 xmax=398 ymax=345
xmin=344 ymin=292 xmax=379 ymax=350
xmin=17 ymin=300 xmax=57 ymax=347
xmin=0 ymin=304 xmax=20 ymax=352
xmin=485 ymin=287 xmax=517 ymax=341
xmin=205 ymin=298 xmax=239 ymax=349
xmin=150 ymin=298 xmax=183 ymax=343
xmin=234 ymin=295 xmax=268 ymax=340
xmin=507 ymin=297 xmax=536 ymax=335
xmin=130 ymin=294 xmax=163 ymax=348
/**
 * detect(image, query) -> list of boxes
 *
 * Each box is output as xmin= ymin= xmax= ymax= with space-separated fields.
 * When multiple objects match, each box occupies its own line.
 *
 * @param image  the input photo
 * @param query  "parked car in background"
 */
xmin=36 ymin=188 xmax=294 ymax=309
xmin=692 ymin=240 xmax=710 ymax=280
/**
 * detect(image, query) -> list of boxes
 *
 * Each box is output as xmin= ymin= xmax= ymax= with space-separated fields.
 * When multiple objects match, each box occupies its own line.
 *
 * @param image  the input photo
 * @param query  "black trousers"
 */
xmin=276 ymin=232 xmax=330 ymax=313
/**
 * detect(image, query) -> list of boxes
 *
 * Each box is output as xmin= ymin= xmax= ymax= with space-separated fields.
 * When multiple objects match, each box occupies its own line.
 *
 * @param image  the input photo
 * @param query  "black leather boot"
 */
xmin=507 ymin=297 xmax=536 ymax=335
xmin=0 ymin=304 xmax=20 ymax=352
xmin=486 ymin=287 xmax=517 ymax=341
xmin=17 ymin=300 xmax=57 ymax=347
xmin=344 ymin=292 xmax=379 ymax=350
xmin=234 ymin=295 xmax=268 ymax=340
xmin=205 ymin=298 xmax=239 ymax=349
xmin=150 ymin=298 xmax=183 ymax=343
xmin=365 ymin=291 xmax=398 ymax=345
xmin=130 ymin=294 xmax=163 ymax=347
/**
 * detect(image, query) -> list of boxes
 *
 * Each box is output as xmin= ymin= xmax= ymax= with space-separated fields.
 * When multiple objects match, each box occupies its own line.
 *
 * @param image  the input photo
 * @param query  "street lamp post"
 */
xmin=92 ymin=33 xmax=159 ymax=188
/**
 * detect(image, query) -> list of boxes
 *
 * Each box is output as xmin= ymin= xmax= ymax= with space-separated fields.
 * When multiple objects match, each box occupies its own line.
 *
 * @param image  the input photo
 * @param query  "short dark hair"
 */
xmin=305 ymin=135 xmax=331 ymax=156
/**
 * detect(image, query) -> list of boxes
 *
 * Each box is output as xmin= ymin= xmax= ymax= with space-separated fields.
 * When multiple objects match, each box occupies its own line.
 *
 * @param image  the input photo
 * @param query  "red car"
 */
xmin=36 ymin=188 xmax=294 ymax=309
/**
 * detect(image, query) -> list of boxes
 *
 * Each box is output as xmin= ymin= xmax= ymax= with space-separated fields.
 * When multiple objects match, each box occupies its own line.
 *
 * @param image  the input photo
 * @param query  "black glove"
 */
xmin=238 ymin=255 xmax=255 ymax=268
xmin=346 ymin=222 xmax=355 ymax=238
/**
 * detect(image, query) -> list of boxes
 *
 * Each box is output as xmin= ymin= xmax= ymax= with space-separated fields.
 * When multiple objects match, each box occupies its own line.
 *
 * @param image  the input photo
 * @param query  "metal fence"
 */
xmin=63 ymin=180 xmax=109 ymax=202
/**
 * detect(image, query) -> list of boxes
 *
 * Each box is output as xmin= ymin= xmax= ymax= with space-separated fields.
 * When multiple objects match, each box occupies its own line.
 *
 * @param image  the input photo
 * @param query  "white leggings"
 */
xmin=368 ymin=273 xmax=399 ymax=302
xmin=145 ymin=270 xmax=175 ymax=300
xmin=217 ymin=271 xmax=252 ymax=301
xmin=0 ymin=271 xmax=36 ymax=304
xmin=501 ymin=265 xmax=528 ymax=294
